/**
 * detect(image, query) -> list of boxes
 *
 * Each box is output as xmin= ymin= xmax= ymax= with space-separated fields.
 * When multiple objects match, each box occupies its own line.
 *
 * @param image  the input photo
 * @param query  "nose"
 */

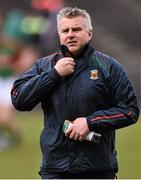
xmin=67 ymin=29 xmax=75 ymax=38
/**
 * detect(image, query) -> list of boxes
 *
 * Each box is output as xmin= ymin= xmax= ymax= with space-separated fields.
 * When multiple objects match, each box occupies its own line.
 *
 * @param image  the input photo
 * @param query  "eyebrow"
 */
xmin=61 ymin=26 xmax=82 ymax=31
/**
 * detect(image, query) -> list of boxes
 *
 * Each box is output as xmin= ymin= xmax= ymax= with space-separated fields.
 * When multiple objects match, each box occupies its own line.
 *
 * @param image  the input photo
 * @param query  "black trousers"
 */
xmin=39 ymin=169 xmax=116 ymax=179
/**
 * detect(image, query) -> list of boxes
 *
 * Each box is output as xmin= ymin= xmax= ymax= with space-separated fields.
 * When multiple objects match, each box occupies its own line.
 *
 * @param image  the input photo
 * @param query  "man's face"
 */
xmin=59 ymin=16 xmax=92 ymax=55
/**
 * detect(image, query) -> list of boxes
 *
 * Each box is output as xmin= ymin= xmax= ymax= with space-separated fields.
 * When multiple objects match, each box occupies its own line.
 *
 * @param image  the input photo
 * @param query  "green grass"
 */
xmin=0 ymin=110 xmax=43 ymax=179
xmin=0 ymin=111 xmax=140 ymax=179
xmin=117 ymin=121 xmax=141 ymax=179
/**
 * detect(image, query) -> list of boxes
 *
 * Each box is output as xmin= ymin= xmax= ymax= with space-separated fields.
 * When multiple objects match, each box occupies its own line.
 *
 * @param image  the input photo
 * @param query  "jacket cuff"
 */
xmin=86 ymin=117 xmax=94 ymax=131
xmin=50 ymin=68 xmax=63 ymax=82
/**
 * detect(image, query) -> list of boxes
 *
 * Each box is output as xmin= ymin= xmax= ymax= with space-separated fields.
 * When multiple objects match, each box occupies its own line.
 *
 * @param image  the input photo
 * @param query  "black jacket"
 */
xmin=11 ymin=44 xmax=140 ymax=173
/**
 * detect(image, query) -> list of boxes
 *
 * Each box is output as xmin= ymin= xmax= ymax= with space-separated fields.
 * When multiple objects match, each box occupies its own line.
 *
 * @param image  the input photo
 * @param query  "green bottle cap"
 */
xmin=62 ymin=120 xmax=71 ymax=132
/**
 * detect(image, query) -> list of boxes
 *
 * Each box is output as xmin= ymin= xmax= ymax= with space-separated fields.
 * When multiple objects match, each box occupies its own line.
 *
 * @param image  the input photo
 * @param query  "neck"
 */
xmin=73 ymin=43 xmax=90 ymax=58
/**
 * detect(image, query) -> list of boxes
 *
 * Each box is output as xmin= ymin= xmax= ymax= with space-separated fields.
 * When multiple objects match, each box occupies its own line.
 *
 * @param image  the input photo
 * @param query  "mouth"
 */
xmin=67 ymin=41 xmax=77 ymax=46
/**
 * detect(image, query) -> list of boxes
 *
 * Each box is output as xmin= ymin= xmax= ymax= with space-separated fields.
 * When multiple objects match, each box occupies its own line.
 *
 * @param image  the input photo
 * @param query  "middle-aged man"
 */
xmin=11 ymin=7 xmax=140 ymax=179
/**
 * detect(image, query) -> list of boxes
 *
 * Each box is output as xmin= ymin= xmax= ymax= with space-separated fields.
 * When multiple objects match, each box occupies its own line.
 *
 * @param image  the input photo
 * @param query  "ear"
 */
xmin=88 ymin=30 xmax=93 ymax=39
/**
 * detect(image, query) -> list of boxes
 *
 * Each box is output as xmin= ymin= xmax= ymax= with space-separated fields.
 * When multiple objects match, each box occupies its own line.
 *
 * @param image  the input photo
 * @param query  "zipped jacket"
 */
xmin=11 ymin=44 xmax=140 ymax=173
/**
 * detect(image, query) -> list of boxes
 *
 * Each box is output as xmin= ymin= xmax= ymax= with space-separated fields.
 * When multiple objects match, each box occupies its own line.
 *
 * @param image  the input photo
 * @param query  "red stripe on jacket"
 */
xmin=91 ymin=111 xmax=132 ymax=122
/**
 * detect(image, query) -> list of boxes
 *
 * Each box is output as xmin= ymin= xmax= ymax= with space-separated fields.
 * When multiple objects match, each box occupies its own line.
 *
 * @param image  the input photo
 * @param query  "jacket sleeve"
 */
xmin=11 ymin=59 xmax=62 ymax=111
xmin=86 ymin=59 xmax=140 ymax=131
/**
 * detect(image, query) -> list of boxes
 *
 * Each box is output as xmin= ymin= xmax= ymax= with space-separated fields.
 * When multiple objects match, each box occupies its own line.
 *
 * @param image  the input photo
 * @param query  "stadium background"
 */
xmin=0 ymin=0 xmax=141 ymax=179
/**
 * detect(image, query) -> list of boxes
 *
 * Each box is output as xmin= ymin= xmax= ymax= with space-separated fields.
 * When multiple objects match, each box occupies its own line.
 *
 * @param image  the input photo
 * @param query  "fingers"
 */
xmin=64 ymin=58 xmax=75 ymax=73
xmin=65 ymin=127 xmax=84 ymax=142
xmin=74 ymin=133 xmax=84 ymax=141
xmin=64 ymin=118 xmax=89 ymax=142
xmin=54 ymin=57 xmax=75 ymax=77
xmin=69 ymin=132 xmax=84 ymax=142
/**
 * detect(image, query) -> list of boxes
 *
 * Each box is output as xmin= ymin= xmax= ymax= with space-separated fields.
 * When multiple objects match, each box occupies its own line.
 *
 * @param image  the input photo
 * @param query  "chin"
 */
xmin=68 ymin=47 xmax=79 ymax=55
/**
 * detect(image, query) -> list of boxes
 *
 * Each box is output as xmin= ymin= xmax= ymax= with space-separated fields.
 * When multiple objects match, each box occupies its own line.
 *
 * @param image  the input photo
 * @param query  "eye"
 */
xmin=61 ymin=28 xmax=69 ymax=33
xmin=72 ymin=27 xmax=82 ymax=32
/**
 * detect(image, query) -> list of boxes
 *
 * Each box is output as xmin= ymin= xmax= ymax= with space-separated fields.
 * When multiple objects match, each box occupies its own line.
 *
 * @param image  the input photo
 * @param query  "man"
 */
xmin=11 ymin=7 xmax=140 ymax=179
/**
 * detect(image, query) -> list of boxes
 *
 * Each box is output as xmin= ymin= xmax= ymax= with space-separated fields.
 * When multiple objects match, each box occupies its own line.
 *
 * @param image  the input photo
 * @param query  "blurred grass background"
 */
xmin=0 ymin=111 xmax=140 ymax=179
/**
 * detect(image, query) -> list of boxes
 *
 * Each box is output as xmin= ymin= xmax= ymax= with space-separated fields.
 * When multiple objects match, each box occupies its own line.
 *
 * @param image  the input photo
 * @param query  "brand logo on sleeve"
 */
xmin=90 ymin=70 xmax=98 ymax=80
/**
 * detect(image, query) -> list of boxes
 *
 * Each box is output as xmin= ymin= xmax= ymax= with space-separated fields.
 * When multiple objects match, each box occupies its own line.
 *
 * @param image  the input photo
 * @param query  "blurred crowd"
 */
xmin=0 ymin=0 xmax=64 ymax=150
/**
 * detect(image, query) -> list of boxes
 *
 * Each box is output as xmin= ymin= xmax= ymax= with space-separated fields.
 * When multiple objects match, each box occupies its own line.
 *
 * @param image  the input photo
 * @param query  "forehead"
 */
xmin=59 ymin=16 xmax=86 ymax=29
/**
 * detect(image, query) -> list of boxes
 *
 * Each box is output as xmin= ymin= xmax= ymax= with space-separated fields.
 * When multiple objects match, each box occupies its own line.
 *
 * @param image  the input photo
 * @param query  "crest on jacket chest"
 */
xmin=90 ymin=70 xmax=99 ymax=80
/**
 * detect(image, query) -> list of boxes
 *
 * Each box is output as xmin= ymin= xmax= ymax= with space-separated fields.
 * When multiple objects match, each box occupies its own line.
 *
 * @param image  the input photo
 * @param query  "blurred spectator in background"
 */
xmin=30 ymin=0 xmax=64 ymax=55
xmin=0 ymin=0 xmax=63 ymax=150
xmin=0 ymin=9 xmax=38 ymax=150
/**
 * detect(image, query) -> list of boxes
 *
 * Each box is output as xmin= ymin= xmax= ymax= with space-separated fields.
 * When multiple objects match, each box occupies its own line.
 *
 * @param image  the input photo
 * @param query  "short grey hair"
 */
xmin=57 ymin=7 xmax=93 ymax=33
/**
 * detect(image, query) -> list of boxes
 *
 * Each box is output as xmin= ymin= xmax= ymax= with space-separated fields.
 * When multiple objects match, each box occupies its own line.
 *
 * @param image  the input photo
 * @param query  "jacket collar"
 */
xmin=58 ymin=42 xmax=95 ymax=60
xmin=73 ymin=43 xmax=95 ymax=60
xmin=59 ymin=43 xmax=95 ymax=84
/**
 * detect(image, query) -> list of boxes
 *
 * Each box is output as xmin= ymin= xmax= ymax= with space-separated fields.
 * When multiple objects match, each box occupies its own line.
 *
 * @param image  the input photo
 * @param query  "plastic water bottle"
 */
xmin=63 ymin=120 xmax=101 ymax=143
